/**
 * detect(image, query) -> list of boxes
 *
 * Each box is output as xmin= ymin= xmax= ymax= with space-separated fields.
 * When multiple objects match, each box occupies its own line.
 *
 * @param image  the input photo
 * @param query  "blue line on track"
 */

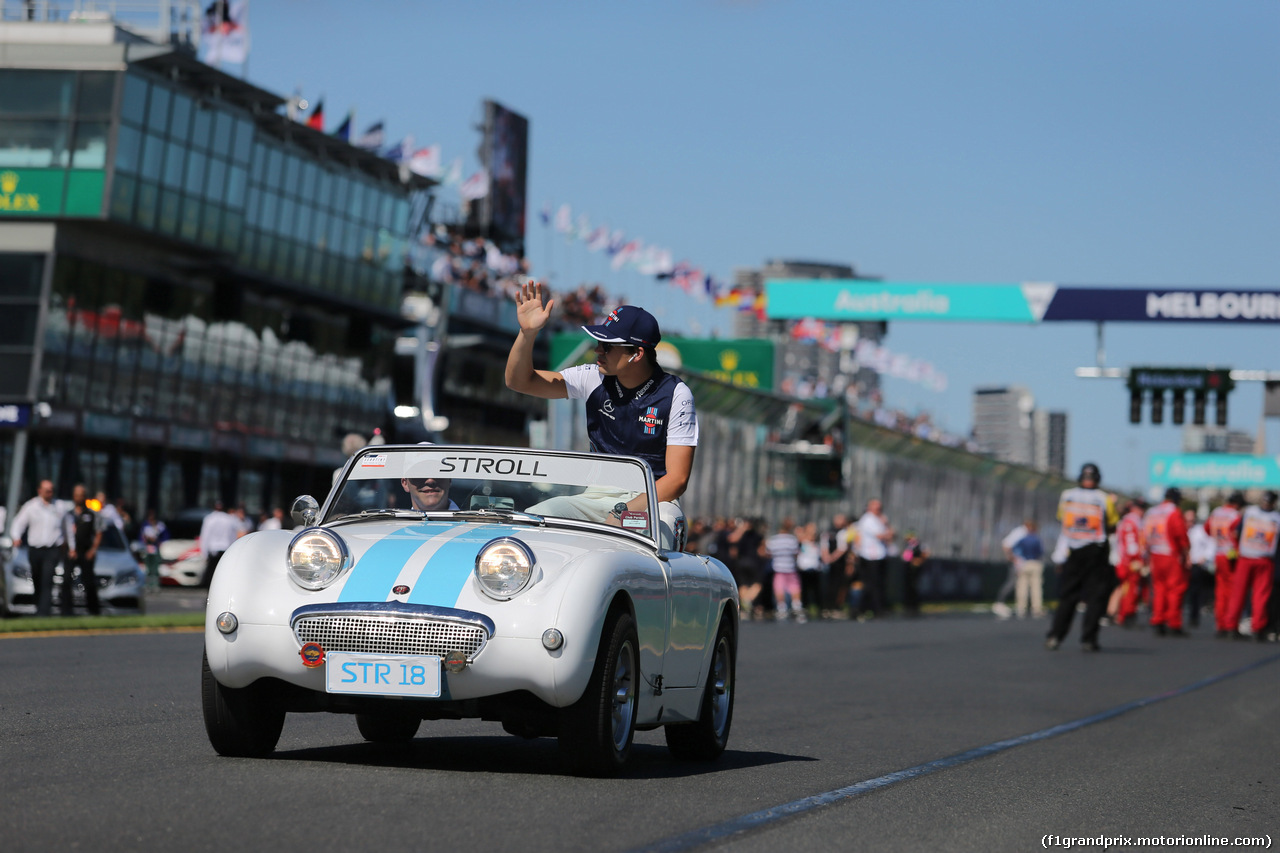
xmin=631 ymin=652 xmax=1280 ymax=853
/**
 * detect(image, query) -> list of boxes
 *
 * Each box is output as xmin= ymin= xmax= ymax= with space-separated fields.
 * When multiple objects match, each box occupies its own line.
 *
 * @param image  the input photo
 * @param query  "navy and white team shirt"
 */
xmin=561 ymin=364 xmax=698 ymax=480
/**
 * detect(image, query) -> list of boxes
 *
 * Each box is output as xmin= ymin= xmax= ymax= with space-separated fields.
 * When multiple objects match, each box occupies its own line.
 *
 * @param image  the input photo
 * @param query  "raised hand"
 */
xmin=515 ymin=280 xmax=555 ymax=333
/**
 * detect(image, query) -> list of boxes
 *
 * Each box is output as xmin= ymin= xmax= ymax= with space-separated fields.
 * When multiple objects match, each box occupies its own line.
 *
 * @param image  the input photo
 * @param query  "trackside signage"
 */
xmin=1149 ymin=454 xmax=1280 ymax=488
xmin=763 ymin=281 xmax=1280 ymax=324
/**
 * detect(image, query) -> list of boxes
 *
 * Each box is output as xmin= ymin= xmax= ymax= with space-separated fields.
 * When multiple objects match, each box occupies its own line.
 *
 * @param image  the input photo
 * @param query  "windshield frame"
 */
xmin=322 ymin=444 xmax=660 ymax=543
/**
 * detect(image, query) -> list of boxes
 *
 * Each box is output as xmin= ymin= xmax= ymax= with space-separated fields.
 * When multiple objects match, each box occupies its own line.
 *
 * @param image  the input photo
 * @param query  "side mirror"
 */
xmin=291 ymin=495 xmax=320 ymax=527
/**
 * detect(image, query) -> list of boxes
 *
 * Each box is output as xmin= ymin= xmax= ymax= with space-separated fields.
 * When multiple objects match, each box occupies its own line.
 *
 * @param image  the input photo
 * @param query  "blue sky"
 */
xmin=241 ymin=1 xmax=1279 ymax=493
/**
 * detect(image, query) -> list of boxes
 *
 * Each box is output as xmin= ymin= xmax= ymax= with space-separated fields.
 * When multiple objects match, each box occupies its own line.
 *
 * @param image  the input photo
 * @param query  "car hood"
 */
xmin=319 ymin=518 xmax=652 ymax=610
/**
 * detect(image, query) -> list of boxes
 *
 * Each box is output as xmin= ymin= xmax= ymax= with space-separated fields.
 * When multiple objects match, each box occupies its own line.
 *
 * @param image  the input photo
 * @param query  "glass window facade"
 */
xmin=102 ymin=69 xmax=411 ymax=314
xmin=41 ymin=254 xmax=394 ymax=446
xmin=0 ymin=69 xmax=117 ymax=218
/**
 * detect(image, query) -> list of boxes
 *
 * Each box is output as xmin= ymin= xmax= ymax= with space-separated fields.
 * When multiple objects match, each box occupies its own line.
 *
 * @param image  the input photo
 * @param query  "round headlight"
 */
xmin=287 ymin=529 xmax=350 ymax=590
xmin=474 ymin=537 xmax=535 ymax=600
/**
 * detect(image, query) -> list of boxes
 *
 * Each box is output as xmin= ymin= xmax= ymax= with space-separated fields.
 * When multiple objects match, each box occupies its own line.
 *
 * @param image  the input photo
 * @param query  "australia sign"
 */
xmin=764 ymin=281 xmax=1280 ymax=324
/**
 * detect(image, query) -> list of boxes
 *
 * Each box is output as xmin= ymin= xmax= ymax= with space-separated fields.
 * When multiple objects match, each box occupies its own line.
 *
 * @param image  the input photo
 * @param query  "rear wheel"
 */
xmin=201 ymin=650 xmax=285 ymax=757
xmin=665 ymin=615 xmax=735 ymax=760
xmin=356 ymin=712 xmax=421 ymax=743
xmin=559 ymin=609 xmax=639 ymax=776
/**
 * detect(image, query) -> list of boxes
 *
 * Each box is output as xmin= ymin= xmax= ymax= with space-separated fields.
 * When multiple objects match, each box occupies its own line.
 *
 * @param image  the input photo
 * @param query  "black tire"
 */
xmin=201 ymin=650 xmax=285 ymax=757
xmin=356 ymin=712 xmax=421 ymax=743
xmin=664 ymin=615 xmax=735 ymax=760
xmin=559 ymin=609 xmax=639 ymax=776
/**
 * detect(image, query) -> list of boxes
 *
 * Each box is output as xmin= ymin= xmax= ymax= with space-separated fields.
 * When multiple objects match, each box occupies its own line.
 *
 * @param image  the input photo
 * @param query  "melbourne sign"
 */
xmin=764 ymin=280 xmax=1280 ymax=324
xmin=1149 ymin=454 xmax=1280 ymax=488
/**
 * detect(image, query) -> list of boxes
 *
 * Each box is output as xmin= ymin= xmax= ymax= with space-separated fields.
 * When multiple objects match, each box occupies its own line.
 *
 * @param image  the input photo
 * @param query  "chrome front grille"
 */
xmin=294 ymin=614 xmax=489 ymax=659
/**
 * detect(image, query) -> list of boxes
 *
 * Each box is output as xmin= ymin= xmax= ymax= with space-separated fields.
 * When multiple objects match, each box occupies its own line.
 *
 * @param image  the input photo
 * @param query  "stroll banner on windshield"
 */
xmin=764 ymin=281 xmax=1280 ymax=324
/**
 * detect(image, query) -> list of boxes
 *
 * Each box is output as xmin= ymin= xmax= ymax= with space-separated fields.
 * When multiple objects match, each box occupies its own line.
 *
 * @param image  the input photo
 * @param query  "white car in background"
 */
xmin=202 ymin=444 xmax=738 ymax=775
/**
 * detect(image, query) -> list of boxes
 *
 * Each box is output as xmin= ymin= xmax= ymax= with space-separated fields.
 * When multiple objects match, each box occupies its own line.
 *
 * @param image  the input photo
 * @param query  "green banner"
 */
xmin=661 ymin=337 xmax=774 ymax=390
xmin=0 ymin=168 xmax=105 ymax=217
xmin=549 ymin=334 xmax=774 ymax=390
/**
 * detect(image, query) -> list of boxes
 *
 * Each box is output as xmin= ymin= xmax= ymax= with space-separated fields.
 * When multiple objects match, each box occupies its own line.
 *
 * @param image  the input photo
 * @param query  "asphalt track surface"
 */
xmin=1 ymin=613 xmax=1276 ymax=852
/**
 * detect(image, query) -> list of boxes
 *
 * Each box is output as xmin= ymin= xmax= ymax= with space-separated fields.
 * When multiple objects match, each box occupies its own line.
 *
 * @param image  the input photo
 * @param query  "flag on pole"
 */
xmin=382 ymin=135 xmax=414 ymax=164
xmin=442 ymin=157 xmax=463 ymax=187
xmin=408 ymin=144 xmax=442 ymax=178
xmin=554 ymin=204 xmax=573 ymax=235
xmin=585 ymin=226 xmax=610 ymax=252
xmin=354 ymin=121 xmax=385 ymax=151
xmin=306 ymin=98 xmax=325 ymax=131
xmin=611 ymin=239 xmax=641 ymax=271
xmin=199 ymin=0 xmax=250 ymax=66
xmin=332 ymin=111 xmax=352 ymax=142
xmin=459 ymin=169 xmax=490 ymax=201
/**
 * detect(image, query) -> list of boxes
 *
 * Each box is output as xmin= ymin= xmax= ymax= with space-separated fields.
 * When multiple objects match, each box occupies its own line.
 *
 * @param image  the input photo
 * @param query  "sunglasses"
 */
xmin=598 ymin=342 xmax=637 ymax=355
xmin=405 ymin=478 xmax=446 ymax=489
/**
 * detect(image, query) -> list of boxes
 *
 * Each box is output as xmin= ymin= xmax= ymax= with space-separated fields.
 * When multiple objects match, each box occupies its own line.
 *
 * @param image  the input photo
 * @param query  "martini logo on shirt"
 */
xmin=639 ymin=406 xmax=663 ymax=435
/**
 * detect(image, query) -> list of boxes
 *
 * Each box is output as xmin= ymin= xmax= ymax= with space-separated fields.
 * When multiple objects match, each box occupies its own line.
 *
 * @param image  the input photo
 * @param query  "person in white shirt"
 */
xmin=199 ymin=501 xmax=242 ymax=587
xmin=992 ymin=520 xmax=1031 ymax=619
xmin=1185 ymin=508 xmax=1216 ymax=629
xmin=258 ymin=507 xmax=285 ymax=530
xmin=10 ymin=480 xmax=74 ymax=616
xmin=854 ymin=498 xmax=894 ymax=618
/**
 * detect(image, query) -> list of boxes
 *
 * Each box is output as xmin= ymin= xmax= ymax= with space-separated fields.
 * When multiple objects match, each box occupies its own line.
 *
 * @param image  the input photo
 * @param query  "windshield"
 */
xmin=325 ymin=446 xmax=656 ymax=539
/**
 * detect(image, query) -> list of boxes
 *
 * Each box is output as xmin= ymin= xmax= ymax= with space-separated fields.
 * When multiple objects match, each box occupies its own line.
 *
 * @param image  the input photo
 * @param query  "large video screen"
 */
xmin=484 ymin=99 xmax=529 ymax=251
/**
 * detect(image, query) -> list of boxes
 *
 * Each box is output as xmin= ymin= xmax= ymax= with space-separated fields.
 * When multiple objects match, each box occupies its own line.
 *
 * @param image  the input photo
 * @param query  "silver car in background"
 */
xmin=1 ymin=524 xmax=146 ymax=616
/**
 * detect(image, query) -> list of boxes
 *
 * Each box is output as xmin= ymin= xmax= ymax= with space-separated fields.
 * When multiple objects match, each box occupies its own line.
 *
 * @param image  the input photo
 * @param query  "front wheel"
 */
xmin=664 ymin=615 xmax=735 ymax=760
xmin=559 ymin=609 xmax=639 ymax=776
xmin=356 ymin=712 xmax=421 ymax=743
xmin=202 ymin=651 xmax=285 ymax=757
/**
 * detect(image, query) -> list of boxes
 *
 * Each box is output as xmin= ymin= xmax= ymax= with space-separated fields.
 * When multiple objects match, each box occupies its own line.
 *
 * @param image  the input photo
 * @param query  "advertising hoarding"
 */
xmin=1149 ymin=454 xmax=1280 ymax=488
xmin=764 ymin=280 xmax=1280 ymax=324
xmin=481 ymin=100 xmax=529 ymax=251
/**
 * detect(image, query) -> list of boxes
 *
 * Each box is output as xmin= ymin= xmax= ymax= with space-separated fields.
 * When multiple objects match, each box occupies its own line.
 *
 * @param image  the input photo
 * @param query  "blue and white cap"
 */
xmin=582 ymin=305 xmax=661 ymax=347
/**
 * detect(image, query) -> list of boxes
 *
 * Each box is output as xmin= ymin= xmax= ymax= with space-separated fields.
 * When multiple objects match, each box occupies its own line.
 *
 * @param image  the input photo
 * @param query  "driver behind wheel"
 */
xmin=400 ymin=474 xmax=458 ymax=512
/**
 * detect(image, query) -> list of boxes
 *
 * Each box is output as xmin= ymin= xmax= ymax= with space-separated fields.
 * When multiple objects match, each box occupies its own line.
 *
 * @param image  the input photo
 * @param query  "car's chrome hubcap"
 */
xmin=611 ymin=639 xmax=636 ymax=751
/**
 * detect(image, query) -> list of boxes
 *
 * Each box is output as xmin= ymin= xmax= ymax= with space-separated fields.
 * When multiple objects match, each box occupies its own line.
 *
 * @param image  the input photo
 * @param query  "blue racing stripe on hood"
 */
xmin=406 ymin=525 xmax=521 ymax=607
xmin=337 ymin=521 xmax=453 ymax=603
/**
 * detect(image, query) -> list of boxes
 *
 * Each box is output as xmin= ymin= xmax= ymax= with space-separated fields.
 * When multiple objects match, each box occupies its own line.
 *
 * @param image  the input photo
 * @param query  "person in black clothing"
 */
xmin=65 ymin=484 xmax=104 ymax=616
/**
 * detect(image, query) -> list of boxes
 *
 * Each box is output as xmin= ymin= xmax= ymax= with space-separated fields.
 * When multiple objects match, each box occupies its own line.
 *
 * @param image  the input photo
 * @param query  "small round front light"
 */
xmin=216 ymin=611 xmax=238 ymax=634
xmin=286 ymin=529 xmax=350 ymax=590
xmin=542 ymin=628 xmax=564 ymax=651
xmin=474 ymin=537 xmax=534 ymax=600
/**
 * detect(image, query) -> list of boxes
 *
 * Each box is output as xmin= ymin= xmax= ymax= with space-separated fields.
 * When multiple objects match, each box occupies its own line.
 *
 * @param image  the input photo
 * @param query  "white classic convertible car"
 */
xmin=202 ymin=444 xmax=738 ymax=775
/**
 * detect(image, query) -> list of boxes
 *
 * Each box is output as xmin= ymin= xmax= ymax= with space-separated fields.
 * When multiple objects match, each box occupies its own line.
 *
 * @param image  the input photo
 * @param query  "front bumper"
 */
xmin=205 ymin=601 xmax=593 ymax=708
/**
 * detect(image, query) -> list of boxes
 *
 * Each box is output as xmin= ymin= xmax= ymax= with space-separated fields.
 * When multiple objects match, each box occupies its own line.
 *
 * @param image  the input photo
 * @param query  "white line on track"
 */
xmin=631 ymin=652 xmax=1280 ymax=853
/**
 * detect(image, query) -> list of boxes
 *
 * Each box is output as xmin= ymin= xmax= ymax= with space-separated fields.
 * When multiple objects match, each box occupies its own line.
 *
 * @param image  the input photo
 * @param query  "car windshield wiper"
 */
xmin=451 ymin=508 xmax=545 ymax=525
xmin=327 ymin=509 xmax=427 ymax=524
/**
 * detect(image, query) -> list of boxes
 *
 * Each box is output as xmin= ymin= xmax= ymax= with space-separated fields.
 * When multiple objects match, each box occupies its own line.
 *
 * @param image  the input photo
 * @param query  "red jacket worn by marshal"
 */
xmin=1115 ymin=509 xmax=1146 ymax=571
xmin=1142 ymin=501 xmax=1189 ymax=561
xmin=1206 ymin=504 xmax=1242 ymax=559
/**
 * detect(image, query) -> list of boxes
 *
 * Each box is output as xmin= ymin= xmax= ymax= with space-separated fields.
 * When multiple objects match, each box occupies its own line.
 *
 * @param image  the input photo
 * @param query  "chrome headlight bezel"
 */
xmin=474 ymin=537 xmax=536 ymax=600
xmin=286 ymin=527 xmax=351 ymax=590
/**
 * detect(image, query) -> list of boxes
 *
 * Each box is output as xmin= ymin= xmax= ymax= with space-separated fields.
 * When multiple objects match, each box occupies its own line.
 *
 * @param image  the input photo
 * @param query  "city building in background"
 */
xmin=972 ymin=386 xmax=1069 ymax=474
xmin=1032 ymin=409 xmax=1068 ymax=476
xmin=972 ymin=386 xmax=1035 ymax=467
xmin=0 ymin=8 xmax=430 ymax=520
xmin=1181 ymin=425 xmax=1256 ymax=455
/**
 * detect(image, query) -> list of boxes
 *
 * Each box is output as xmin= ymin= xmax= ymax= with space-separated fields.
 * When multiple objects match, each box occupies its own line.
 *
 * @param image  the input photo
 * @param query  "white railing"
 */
xmin=1 ymin=0 xmax=203 ymax=46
